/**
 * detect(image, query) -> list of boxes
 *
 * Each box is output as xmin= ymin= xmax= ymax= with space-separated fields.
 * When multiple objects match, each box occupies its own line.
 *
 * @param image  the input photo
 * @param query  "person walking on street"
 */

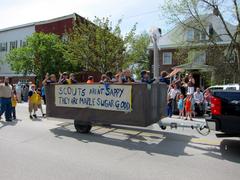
xmin=0 ymin=77 xmax=13 ymax=121
xmin=36 ymin=88 xmax=46 ymax=117
xmin=28 ymin=84 xmax=38 ymax=119
xmin=11 ymin=89 xmax=17 ymax=120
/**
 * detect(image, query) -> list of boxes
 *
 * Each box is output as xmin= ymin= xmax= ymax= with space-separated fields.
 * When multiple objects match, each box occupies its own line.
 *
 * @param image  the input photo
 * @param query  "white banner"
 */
xmin=55 ymin=84 xmax=132 ymax=112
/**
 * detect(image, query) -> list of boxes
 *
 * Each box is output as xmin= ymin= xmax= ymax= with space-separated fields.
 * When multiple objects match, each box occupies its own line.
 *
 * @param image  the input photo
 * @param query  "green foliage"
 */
xmin=6 ymin=32 xmax=71 ymax=81
xmin=64 ymin=17 xmax=136 ymax=74
xmin=124 ymin=32 xmax=150 ymax=78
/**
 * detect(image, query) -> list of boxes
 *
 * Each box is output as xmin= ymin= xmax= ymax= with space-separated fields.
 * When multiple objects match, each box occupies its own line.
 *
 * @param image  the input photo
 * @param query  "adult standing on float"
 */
xmin=0 ymin=77 xmax=13 ymax=121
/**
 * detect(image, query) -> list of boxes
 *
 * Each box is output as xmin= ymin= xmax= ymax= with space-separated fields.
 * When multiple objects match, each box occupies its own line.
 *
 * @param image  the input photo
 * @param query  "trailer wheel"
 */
xmin=160 ymin=125 xmax=167 ymax=130
xmin=74 ymin=122 xmax=92 ymax=133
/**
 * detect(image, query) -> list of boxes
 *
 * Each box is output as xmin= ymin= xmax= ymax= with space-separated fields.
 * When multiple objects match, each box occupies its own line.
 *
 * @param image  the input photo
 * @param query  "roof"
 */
xmin=0 ymin=22 xmax=35 ymax=33
xmin=35 ymin=13 xmax=78 ymax=25
xmin=173 ymin=62 xmax=215 ymax=72
xmin=0 ymin=13 xmax=79 ymax=33
xmin=150 ymin=14 xmax=237 ymax=49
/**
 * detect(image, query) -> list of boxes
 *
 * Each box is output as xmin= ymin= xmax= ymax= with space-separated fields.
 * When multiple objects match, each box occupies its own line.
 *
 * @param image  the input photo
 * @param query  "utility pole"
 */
xmin=150 ymin=28 xmax=161 ymax=83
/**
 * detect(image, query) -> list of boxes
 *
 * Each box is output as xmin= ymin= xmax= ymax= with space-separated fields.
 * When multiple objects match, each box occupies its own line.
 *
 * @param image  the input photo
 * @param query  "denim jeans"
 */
xmin=0 ymin=98 xmax=12 ymax=121
xmin=12 ymin=107 xmax=16 ymax=119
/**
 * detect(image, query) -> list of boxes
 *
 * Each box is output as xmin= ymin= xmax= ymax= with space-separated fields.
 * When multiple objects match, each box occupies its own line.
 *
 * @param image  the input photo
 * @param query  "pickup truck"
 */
xmin=206 ymin=90 xmax=240 ymax=135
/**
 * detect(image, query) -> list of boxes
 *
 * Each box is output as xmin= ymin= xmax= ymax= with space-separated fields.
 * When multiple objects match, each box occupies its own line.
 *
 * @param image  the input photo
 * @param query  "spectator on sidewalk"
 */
xmin=187 ymin=73 xmax=195 ymax=94
xmin=0 ymin=77 xmax=13 ymax=121
xmin=167 ymin=83 xmax=180 ymax=115
xmin=22 ymin=85 xmax=29 ymax=102
xmin=184 ymin=93 xmax=193 ymax=121
xmin=11 ymin=89 xmax=17 ymax=120
xmin=204 ymin=88 xmax=212 ymax=114
xmin=194 ymin=87 xmax=204 ymax=115
xmin=15 ymin=82 xmax=22 ymax=103
xmin=177 ymin=94 xmax=185 ymax=119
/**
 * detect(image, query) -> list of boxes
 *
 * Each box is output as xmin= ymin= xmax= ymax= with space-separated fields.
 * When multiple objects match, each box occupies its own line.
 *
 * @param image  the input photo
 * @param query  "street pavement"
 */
xmin=0 ymin=103 xmax=240 ymax=180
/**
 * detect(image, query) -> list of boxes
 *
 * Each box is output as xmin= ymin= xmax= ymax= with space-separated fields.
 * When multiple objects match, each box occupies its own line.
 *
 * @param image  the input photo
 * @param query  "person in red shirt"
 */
xmin=184 ymin=93 xmax=193 ymax=120
xmin=86 ymin=76 xmax=94 ymax=84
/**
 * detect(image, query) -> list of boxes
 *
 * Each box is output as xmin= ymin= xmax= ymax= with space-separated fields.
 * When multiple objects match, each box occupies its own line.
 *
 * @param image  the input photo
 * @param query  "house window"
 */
xmin=9 ymin=41 xmax=18 ymax=50
xmin=186 ymin=29 xmax=194 ymax=41
xmin=194 ymin=52 xmax=206 ymax=64
xmin=20 ymin=40 xmax=26 ymax=47
xmin=163 ymin=52 xmax=172 ymax=65
xmin=0 ymin=42 xmax=7 ymax=52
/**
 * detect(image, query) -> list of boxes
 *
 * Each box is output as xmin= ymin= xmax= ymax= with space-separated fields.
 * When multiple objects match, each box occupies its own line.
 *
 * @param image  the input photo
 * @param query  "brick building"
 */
xmin=149 ymin=14 xmax=236 ymax=87
xmin=0 ymin=13 xmax=83 ymax=84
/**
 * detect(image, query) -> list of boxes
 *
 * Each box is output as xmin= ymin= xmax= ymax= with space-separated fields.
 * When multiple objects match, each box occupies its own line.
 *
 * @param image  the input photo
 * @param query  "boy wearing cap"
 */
xmin=59 ymin=72 xmax=69 ymax=84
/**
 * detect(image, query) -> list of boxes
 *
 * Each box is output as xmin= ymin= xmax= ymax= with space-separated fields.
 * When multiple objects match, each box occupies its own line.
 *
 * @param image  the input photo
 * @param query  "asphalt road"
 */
xmin=0 ymin=103 xmax=240 ymax=180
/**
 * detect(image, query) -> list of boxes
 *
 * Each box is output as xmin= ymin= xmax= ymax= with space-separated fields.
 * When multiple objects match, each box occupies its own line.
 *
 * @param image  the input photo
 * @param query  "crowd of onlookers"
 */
xmin=164 ymin=72 xmax=212 ymax=120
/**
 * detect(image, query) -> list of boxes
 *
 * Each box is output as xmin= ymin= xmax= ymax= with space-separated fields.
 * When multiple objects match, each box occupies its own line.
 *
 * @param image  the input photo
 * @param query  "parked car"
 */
xmin=206 ymin=90 xmax=240 ymax=136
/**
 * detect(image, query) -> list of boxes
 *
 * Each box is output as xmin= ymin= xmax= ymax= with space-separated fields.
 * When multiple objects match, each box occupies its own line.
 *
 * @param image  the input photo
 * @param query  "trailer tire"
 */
xmin=74 ymin=123 xmax=92 ymax=133
xmin=160 ymin=125 xmax=167 ymax=130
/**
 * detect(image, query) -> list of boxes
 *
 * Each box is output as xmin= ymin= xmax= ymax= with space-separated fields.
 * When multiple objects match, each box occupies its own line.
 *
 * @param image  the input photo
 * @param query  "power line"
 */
xmin=123 ymin=9 xmax=159 ymax=20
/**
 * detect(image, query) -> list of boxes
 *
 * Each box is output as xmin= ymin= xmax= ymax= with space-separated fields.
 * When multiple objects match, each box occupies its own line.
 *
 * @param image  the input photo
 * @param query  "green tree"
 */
xmin=6 ymin=32 xmax=71 ymax=81
xmin=64 ymin=17 xmax=136 ymax=74
xmin=124 ymin=32 xmax=150 ymax=78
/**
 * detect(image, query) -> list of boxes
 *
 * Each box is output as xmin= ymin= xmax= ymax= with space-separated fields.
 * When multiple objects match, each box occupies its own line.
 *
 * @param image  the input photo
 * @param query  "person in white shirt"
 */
xmin=167 ymin=83 xmax=180 ymax=117
xmin=0 ymin=77 xmax=13 ymax=121
xmin=193 ymin=87 xmax=204 ymax=114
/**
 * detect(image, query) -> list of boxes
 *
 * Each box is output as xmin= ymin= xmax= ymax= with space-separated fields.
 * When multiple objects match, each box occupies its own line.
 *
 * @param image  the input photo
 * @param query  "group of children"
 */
xmin=176 ymin=93 xmax=195 ymax=120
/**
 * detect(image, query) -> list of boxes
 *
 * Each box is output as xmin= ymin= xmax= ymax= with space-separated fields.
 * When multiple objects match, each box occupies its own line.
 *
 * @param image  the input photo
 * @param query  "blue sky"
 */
xmin=0 ymin=0 xmax=170 ymax=35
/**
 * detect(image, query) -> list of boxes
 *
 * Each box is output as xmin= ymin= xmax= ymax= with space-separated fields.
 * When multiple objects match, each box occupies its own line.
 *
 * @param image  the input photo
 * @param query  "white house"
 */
xmin=0 ymin=23 xmax=36 ymax=83
xmin=0 ymin=13 xmax=80 ymax=84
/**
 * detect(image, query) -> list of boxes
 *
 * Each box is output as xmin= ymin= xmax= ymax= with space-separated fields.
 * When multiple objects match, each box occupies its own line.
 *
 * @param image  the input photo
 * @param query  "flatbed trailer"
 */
xmin=46 ymin=83 xmax=167 ymax=133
